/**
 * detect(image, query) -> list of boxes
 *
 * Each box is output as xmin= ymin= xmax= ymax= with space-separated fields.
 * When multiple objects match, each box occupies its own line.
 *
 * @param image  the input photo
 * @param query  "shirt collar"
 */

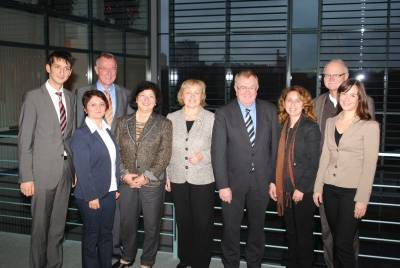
xmin=45 ymin=80 xmax=64 ymax=94
xmin=96 ymin=81 xmax=115 ymax=93
xmin=237 ymin=99 xmax=256 ymax=112
xmin=85 ymin=117 xmax=111 ymax=134
xmin=328 ymin=93 xmax=338 ymax=107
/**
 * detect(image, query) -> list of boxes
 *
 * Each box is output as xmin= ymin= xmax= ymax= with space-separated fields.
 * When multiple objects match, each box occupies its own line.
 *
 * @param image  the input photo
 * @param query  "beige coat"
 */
xmin=166 ymin=108 xmax=215 ymax=185
xmin=314 ymin=113 xmax=380 ymax=203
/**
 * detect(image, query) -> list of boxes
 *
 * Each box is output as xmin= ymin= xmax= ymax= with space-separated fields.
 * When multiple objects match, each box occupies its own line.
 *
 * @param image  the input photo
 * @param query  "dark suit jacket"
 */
xmin=211 ymin=99 xmax=280 ymax=193
xmin=71 ymin=122 xmax=121 ymax=201
xmin=284 ymin=116 xmax=321 ymax=193
xmin=18 ymin=84 xmax=75 ymax=189
xmin=75 ymin=84 xmax=132 ymax=132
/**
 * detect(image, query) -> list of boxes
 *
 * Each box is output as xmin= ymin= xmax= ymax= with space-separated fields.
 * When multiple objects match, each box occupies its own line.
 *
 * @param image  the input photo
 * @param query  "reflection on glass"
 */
xmin=49 ymin=18 xmax=88 ymax=49
xmin=93 ymin=0 xmax=148 ymax=30
xmin=126 ymin=57 xmax=147 ymax=90
xmin=64 ymin=53 xmax=89 ymax=90
xmin=292 ymin=34 xmax=317 ymax=72
xmin=0 ymin=46 xmax=46 ymax=125
xmin=93 ymin=26 xmax=123 ymax=53
xmin=126 ymin=32 xmax=148 ymax=56
xmin=293 ymin=0 xmax=318 ymax=28
xmin=0 ymin=8 xmax=43 ymax=45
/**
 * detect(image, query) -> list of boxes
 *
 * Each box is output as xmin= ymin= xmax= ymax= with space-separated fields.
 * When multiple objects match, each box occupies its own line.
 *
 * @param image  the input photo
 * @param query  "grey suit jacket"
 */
xmin=166 ymin=108 xmax=215 ymax=185
xmin=314 ymin=114 xmax=380 ymax=203
xmin=18 ymin=84 xmax=75 ymax=189
xmin=211 ymin=99 xmax=280 ymax=193
xmin=75 ymin=83 xmax=132 ymax=133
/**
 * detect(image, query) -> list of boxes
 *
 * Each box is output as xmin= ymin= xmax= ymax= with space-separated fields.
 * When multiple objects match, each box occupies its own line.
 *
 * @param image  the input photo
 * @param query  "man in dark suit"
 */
xmin=18 ymin=50 xmax=75 ymax=268
xmin=211 ymin=70 xmax=279 ymax=268
xmin=76 ymin=52 xmax=132 ymax=256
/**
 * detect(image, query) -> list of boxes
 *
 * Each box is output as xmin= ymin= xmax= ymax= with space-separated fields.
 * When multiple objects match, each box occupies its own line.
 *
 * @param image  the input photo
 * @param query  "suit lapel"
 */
xmin=140 ymin=113 xmax=156 ymax=142
xmin=233 ymin=101 xmax=252 ymax=147
xmin=64 ymin=91 xmax=74 ymax=136
xmin=254 ymin=99 xmax=265 ymax=148
xmin=40 ymin=85 xmax=62 ymax=136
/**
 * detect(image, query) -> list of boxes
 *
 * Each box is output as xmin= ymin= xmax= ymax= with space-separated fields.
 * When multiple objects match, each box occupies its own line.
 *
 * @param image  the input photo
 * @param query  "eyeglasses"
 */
xmin=323 ymin=73 xmax=346 ymax=79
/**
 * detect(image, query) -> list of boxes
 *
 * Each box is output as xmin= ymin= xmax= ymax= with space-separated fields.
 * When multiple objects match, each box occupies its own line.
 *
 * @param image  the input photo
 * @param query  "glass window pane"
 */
xmin=93 ymin=0 xmax=148 ymax=31
xmin=93 ymin=26 xmax=123 ymax=53
xmin=49 ymin=18 xmax=88 ymax=49
xmin=126 ymin=57 xmax=147 ymax=90
xmin=292 ymin=0 xmax=318 ymax=28
xmin=292 ymin=34 xmax=317 ymax=72
xmin=65 ymin=52 xmax=89 ymax=91
xmin=126 ymin=32 xmax=148 ymax=56
xmin=0 ymin=8 xmax=44 ymax=45
xmin=0 ymin=46 xmax=46 ymax=127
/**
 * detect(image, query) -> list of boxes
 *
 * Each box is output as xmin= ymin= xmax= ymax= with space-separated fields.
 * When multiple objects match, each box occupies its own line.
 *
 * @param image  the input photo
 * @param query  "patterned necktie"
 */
xmin=104 ymin=88 xmax=113 ymax=125
xmin=55 ymin=92 xmax=66 ymax=135
xmin=245 ymin=108 xmax=255 ymax=147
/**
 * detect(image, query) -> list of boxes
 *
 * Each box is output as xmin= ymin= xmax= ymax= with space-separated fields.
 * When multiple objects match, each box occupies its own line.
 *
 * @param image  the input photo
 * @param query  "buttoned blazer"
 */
xmin=18 ymin=84 xmax=75 ymax=189
xmin=166 ymin=108 xmax=215 ymax=185
xmin=71 ymin=122 xmax=121 ymax=201
xmin=211 ymin=99 xmax=280 ymax=193
xmin=314 ymin=92 xmax=375 ymax=129
xmin=75 ymin=84 xmax=132 ymax=133
xmin=314 ymin=114 xmax=380 ymax=203
xmin=115 ymin=112 xmax=172 ymax=186
xmin=283 ymin=116 xmax=321 ymax=193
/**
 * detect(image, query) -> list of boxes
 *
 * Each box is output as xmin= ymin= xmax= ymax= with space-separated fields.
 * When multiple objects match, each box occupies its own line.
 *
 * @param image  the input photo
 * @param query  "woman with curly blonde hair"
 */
xmin=269 ymin=86 xmax=321 ymax=268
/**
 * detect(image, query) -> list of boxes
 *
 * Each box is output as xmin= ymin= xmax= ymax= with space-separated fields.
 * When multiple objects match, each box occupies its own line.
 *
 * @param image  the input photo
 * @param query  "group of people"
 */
xmin=18 ymin=49 xmax=379 ymax=268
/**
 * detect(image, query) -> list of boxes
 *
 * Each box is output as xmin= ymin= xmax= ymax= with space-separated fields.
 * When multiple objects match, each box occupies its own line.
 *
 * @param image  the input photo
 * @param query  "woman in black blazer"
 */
xmin=269 ymin=86 xmax=321 ymax=268
xmin=71 ymin=90 xmax=120 ymax=268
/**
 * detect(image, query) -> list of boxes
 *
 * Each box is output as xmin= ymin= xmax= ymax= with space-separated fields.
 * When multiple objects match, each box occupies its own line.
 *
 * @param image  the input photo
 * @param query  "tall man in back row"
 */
xmin=314 ymin=59 xmax=375 ymax=268
xmin=19 ymin=50 xmax=75 ymax=268
xmin=76 ymin=52 xmax=132 ymax=257
xmin=211 ymin=70 xmax=279 ymax=268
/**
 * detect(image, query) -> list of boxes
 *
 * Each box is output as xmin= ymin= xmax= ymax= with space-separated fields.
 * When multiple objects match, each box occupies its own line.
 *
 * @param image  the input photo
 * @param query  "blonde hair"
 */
xmin=177 ymin=79 xmax=207 ymax=107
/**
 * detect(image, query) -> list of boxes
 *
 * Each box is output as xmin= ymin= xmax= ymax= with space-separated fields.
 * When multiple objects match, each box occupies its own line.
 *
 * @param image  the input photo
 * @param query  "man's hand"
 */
xmin=219 ymin=187 xmax=232 ymax=204
xmin=89 ymin=198 xmax=100 ymax=209
xmin=20 ymin=181 xmax=35 ymax=197
xmin=268 ymin=183 xmax=277 ymax=201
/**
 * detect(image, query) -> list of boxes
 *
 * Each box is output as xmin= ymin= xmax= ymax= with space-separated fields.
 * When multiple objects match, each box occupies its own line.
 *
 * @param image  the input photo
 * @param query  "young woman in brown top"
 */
xmin=313 ymin=79 xmax=380 ymax=268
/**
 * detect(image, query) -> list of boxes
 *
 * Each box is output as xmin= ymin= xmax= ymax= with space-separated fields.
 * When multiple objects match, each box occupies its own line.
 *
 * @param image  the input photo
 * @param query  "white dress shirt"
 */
xmin=45 ymin=80 xmax=68 ymax=121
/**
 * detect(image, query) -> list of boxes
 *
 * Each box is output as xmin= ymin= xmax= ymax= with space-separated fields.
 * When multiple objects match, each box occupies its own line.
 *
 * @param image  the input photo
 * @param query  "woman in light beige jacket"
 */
xmin=166 ymin=79 xmax=215 ymax=268
xmin=313 ymin=79 xmax=380 ymax=268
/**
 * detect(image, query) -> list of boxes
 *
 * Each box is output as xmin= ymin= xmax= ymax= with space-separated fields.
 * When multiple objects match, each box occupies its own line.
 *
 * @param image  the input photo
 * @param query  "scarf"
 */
xmin=275 ymin=116 xmax=300 ymax=216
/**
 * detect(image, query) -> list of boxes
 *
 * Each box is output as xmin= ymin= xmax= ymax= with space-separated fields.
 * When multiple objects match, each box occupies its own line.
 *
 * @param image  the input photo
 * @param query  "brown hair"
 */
xmin=277 ymin=86 xmax=316 ymax=125
xmin=337 ymin=79 xmax=372 ymax=120
xmin=82 ymin=89 xmax=109 ymax=111
xmin=177 ymin=79 xmax=207 ymax=107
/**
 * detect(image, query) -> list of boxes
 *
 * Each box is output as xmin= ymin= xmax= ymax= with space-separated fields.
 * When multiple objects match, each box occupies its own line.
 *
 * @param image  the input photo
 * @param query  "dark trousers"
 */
xmin=171 ymin=182 xmax=215 ymax=268
xmin=323 ymin=184 xmax=359 ymax=268
xmin=221 ymin=178 xmax=269 ymax=268
xmin=119 ymin=183 xmax=165 ymax=267
xmin=283 ymin=192 xmax=316 ymax=268
xmin=112 ymin=198 xmax=121 ymax=256
xmin=320 ymin=204 xmax=360 ymax=268
xmin=30 ymin=162 xmax=71 ymax=268
xmin=75 ymin=192 xmax=116 ymax=268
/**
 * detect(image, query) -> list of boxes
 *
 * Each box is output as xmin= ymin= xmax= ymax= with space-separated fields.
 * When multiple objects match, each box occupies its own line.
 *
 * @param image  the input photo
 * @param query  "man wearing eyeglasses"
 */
xmin=314 ymin=59 xmax=375 ymax=268
xmin=76 ymin=52 xmax=132 ymax=258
